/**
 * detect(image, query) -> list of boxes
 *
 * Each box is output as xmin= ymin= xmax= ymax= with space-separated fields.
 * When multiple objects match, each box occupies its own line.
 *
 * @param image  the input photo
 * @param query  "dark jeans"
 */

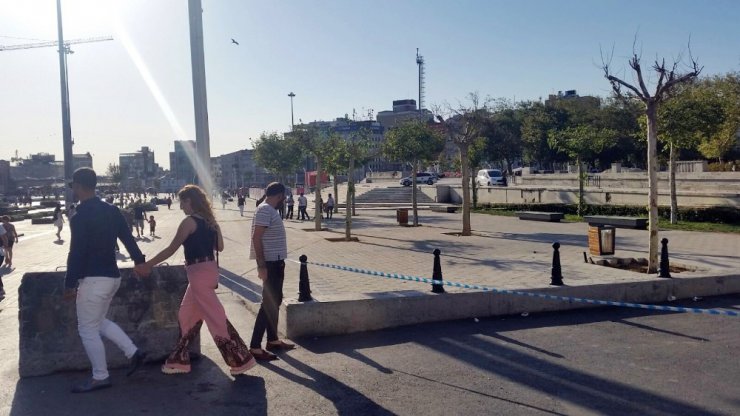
xmin=298 ymin=206 xmax=310 ymax=220
xmin=286 ymin=205 xmax=294 ymax=219
xmin=250 ymin=260 xmax=285 ymax=349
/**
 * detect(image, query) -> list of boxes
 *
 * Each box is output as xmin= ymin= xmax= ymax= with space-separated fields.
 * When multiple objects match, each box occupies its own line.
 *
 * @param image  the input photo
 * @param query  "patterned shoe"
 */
xmin=161 ymin=362 xmax=191 ymax=375
xmin=229 ymin=356 xmax=257 ymax=376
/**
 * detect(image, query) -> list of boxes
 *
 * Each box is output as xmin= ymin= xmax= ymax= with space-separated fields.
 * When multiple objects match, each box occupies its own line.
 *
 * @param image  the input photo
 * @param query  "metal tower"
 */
xmin=416 ymin=48 xmax=425 ymax=111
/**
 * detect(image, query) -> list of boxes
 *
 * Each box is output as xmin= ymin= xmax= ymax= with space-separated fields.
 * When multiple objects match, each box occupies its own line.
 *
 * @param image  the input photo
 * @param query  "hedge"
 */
xmin=477 ymin=203 xmax=740 ymax=224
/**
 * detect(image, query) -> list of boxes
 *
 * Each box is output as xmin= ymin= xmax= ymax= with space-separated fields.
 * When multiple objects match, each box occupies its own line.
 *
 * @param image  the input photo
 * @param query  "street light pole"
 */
xmin=288 ymin=92 xmax=296 ymax=131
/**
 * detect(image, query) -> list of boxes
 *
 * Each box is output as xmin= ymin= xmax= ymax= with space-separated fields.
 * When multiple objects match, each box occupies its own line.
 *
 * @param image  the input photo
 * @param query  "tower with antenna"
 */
xmin=416 ymin=48 xmax=425 ymax=112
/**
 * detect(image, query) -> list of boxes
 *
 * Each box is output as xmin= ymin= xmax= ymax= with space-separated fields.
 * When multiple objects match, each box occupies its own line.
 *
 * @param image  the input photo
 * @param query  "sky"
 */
xmin=1 ymin=0 xmax=739 ymax=172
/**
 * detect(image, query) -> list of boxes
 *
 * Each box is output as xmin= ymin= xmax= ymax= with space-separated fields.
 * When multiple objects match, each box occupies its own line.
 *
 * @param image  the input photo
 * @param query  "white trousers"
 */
xmin=76 ymin=276 xmax=137 ymax=380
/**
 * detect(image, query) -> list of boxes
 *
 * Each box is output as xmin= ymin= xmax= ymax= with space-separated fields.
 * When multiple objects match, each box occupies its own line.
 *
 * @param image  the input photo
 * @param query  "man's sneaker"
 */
xmin=161 ymin=362 xmax=191 ymax=375
xmin=126 ymin=350 xmax=146 ymax=377
xmin=230 ymin=357 xmax=257 ymax=376
xmin=72 ymin=377 xmax=112 ymax=393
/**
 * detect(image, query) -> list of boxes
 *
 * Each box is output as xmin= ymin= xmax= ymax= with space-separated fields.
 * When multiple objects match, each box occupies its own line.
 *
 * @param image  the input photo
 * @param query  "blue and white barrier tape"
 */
xmin=287 ymin=259 xmax=739 ymax=318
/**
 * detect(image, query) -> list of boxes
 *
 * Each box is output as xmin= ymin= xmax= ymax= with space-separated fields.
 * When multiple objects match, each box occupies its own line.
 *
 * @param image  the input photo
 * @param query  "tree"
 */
xmin=322 ymin=132 xmax=348 ymax=216
xmin=437 ymin=93 xmax=489 ymax=236
xmin=252 ymin=132 xmax=303 ymax=184
xmin=482 ymin=102 xmax=523 ymax=175
xmin=107 ymin=163 xmax=122 ymax=200
xmin=383 ymin=120 xmax=445 ymax=226
xmin=342 ymin=126 xmax=374 ymax=240
xmin=549 ymin=125 xmax=618 ymax=216
xmin=603 ymin=44 xmax=701 ymax=272
xmin=696 ymin=73 xmax=740 ymax=164
xmin=657 ymin=81 xmax=724 ymax=223
xmin=293 ymin=125 xmax=336 ymax=231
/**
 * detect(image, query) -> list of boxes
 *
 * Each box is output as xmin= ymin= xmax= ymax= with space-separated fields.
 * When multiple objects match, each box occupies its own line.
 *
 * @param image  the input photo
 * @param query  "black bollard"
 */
xmin=659 ymin=238 xmax=672 ymax=278
xmin=431 ymin=249 xmax=446 ymax=293
xmin=550 ymin=242 xmax=564 ymax=286
xmin=298 ymin=254 xmax=313 ymax=301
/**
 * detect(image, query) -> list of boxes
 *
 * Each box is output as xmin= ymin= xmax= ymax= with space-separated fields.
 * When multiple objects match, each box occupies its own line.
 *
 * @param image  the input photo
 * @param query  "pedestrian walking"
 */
xmin=63 ymin=168 xmax=147 ymax=393
xmin=325 ymin=194 xmax=335 ymax=219
xmin=136 ymin=185 xmax=256 ymax=376
xmin=53 ymin=204 xmax=64 ymax=240
xmin=237 ymin=195 xmax=246 ymax=217
xmin=1 ymin=216 xmax=18 ymax=267
xmin=297 ymin=192 xmax=309 ymax=221
xmin=249 ymin=182 xmax=295 ymax=361
xmin=285 ymin=193 xmax=294 ymax=220
xmin=221 ymin=193 xmax=227 ymax=210
xmin=166 ymin=197 xmax=172 ymax=210
xmin=133 ymin=200 xmax=146 ymax=238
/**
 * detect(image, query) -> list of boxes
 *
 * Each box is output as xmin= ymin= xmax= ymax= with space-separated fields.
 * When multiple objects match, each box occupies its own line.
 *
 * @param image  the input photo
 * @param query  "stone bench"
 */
xmin=583 ymin=215 xmax=648 ymax=230
xmin=516 ymin=211 xmax=565 ymax=222
xmin=430 ymin=205 xmax=459 ymax=213
xmin=18 ymin=266 xmax=198 ymax=377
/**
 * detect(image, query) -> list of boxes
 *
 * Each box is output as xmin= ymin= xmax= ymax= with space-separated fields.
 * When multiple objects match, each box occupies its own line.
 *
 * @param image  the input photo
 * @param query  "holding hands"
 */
xmin=134 ymin=262 xmax=153 ymax=278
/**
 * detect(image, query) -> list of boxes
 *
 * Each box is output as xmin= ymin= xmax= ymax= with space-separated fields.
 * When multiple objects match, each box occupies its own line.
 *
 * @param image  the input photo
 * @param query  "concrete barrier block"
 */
xmin=278 ymin=274 xmax=740 ymax=339
xmin=18 ymin=266 xmax=197 ymax=378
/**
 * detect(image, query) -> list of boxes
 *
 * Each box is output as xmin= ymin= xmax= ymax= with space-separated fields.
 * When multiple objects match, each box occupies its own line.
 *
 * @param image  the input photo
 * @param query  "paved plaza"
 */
xmin=0 ymin=198 xmax=738 ymax=415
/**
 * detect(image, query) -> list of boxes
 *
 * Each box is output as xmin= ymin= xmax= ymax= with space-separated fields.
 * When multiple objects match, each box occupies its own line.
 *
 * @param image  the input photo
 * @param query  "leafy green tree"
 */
xmin=383 ymin=120 xmax=445 ymax=226
xmin=293 ymin=125 xmax=337 ymax=231
xmin=252 ymin=132 xmax=303 ymax=184
xmin=696 ymin=73 xmax=740 ymax=164
xmin=482 ymin=102 xmax=523 ymax=175
xmin=657 ymin=81 xmax=724 ymax=222
xmin=549 ymin=125 xmax=618 ymax=216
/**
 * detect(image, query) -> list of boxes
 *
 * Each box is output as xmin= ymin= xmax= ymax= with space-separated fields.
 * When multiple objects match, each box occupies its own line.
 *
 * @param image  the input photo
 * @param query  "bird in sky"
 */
xmin=231 ymin=38 xmax=239 ymax=45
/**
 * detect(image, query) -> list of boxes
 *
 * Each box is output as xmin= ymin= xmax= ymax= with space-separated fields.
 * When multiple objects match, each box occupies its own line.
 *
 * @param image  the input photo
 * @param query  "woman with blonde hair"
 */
xmin=136 ymin=185 xmax=255 ymax=376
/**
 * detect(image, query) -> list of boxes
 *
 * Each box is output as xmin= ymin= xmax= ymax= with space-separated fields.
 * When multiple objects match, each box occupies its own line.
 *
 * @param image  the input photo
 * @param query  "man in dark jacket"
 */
xmin=64 ymin=168 xmax=147 ymax=393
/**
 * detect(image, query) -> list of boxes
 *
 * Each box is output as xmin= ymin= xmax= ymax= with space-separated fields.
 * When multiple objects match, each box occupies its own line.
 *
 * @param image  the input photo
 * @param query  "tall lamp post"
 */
xmin=288 ymin=92 xmax=296 ymax=131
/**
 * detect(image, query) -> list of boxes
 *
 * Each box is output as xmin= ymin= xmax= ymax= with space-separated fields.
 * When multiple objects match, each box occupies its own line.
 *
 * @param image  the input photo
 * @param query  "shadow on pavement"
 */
xmin=219 ymin=268 xmax=262 ymax=304
xmin=298 ymin=296 xmax=740 ymax=416
xmin=9 ymin=356 xmax=267 ymax=416
xmin=262 ymin=354 xmax=395 ymax=416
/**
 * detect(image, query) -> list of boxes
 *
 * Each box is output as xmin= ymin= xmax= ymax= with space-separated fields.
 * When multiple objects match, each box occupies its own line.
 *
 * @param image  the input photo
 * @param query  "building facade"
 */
xmin=169 ymin=140 xmax=197 ymax=183
xmin=119 ymin=146 xmax=160 ymax=191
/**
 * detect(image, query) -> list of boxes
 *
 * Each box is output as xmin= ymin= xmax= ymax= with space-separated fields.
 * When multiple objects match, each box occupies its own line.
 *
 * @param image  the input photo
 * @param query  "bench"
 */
xmin=516 ymin=211 xmax=564 ymax=222
xmin=583 ymin=215 xmax=648 ymax=230
xmin=430 ymin=205 xmax=459 ymax=213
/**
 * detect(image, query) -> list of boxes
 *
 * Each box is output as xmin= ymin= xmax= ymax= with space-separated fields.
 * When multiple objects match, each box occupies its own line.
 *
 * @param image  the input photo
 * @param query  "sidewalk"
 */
xmin=0 ymin=199 xmax=738 ymax=415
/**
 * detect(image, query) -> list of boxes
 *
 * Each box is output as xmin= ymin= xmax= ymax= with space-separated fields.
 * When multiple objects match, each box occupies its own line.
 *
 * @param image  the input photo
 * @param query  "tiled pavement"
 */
xmin=2 ymin=198 xmax=738 ymax=309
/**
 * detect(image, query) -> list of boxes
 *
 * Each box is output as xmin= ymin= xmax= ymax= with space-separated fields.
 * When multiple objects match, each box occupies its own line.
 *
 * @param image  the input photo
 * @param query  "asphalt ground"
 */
xmin=3 ymin=294 xmax=739 ymax=416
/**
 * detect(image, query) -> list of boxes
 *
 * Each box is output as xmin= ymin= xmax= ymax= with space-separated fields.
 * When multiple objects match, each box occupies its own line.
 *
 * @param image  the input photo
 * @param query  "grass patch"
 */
xmin=475 ymin=208 xmax=740 ymax=234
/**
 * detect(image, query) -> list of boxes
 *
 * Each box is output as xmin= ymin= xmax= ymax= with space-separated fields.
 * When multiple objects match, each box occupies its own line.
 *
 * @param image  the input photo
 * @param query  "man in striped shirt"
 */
xmin=249 ymin=182 xmax=295 ymax=360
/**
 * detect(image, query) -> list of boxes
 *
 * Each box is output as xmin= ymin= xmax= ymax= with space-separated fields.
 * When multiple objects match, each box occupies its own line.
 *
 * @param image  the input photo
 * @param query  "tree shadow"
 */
xmin=9 ymin=355 xmax=266 ymax=416
xmin=611 ymin=319 xmax=710 ymax=342
xmin=262 ymin=354 xmax=395 ymax=416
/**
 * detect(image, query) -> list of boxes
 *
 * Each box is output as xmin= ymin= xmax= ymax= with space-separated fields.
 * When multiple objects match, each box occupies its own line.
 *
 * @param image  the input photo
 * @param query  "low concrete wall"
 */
xmin=520 ymin=172 xmax=740 ymax=192
xmin=432 ymin=185 xmax=740 ymax=208
xmin=279 ymin=274 xmax=740 ymax=338
xmin=18 ymin=266 xmax=197 ymax=377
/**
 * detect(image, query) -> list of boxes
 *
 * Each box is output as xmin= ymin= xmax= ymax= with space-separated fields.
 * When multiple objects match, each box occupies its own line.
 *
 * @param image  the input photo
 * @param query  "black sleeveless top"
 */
xmin=182 ymin=216 xmax=216 ymax=261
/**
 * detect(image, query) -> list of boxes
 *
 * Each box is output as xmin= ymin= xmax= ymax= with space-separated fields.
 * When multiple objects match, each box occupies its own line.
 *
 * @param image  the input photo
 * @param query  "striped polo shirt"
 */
xmin=249 ymin=202 xmax=287 ymax=261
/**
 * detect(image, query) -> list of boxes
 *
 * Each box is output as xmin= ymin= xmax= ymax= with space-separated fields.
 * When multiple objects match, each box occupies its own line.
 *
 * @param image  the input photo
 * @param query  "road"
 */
xmin=4 ymin=294 xmax=739 ymax=416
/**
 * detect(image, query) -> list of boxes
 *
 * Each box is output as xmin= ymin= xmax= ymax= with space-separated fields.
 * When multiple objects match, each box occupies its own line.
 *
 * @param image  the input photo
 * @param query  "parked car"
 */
xmin=400 ymin=172 xmax=438 ymax=186
xmin=476 ymin=169 xmax=506 ymax=186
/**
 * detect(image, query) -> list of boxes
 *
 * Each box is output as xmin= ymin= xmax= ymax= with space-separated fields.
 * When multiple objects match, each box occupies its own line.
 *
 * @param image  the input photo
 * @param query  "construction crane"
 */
xmin=0 ymin=29 xmax=112 ymax=207
xmin=0 ymin=36 xmax=113 ymax=51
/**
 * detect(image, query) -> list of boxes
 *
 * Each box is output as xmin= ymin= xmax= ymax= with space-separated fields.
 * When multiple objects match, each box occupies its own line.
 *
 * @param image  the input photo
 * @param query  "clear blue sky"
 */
xmin=2 ymin=0 xmax=739 ymax=172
